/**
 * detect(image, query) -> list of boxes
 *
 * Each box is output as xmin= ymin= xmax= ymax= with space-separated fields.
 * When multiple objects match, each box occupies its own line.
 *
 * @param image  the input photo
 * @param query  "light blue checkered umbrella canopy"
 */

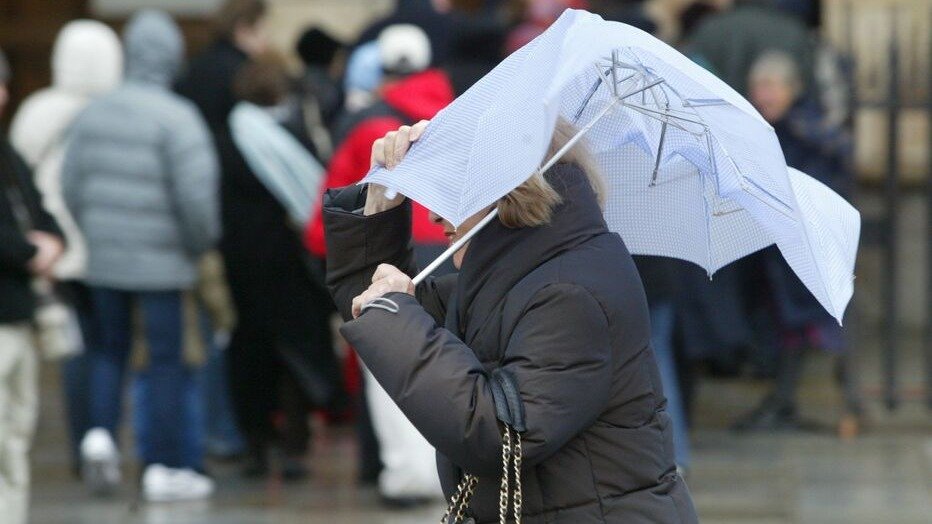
xmin=362 ymin=9 xmax=860 ymax=323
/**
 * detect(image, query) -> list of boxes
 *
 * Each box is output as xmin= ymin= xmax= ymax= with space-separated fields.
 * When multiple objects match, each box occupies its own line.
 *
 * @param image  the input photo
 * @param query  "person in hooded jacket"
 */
xmin=62 ymin=10 xmax=219 ymax=502
xmin=323 ymin=117 xmax=699 ymax=523
xmin=9 ymin=19 xmax=123 ymax=477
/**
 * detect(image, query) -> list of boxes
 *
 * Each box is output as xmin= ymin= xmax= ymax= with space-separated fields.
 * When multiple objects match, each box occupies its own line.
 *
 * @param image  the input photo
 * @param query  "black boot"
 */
xmin=731 ymin=398 xmax=800 ymax=432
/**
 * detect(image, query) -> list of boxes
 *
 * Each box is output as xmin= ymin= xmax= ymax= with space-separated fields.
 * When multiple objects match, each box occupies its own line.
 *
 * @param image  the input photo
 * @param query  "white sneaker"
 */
xmin=142 ymin=465 xmax=215 ymax=502
xmin=80 ymin=427 xmax=121 ymax=495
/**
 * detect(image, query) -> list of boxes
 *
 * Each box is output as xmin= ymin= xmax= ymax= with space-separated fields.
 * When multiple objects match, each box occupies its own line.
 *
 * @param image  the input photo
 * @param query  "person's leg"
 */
xmin=86 ymin=288 xmax=132 ymax=437
xmin=0 ymin=324 xmax=37 ymax=524
xmin=356 ymin=373 xmax=384 ymax=485
xmin=182 ymin=360 xmax=207 ymax=471
xmin=61 ymin=282 xmax=95 ymax=476
xmin=650 ymin=302 xmax=691 ymax=471
xmin=134 ymin=296 xmax=215 ymax=503
xmin=178 ymin=294 xmax=206 ymax=471
xmin=732 ymin=342 xmax=806 ymax=432
xmin=278 ymin=369 xmax=311 ymax=480
xmin=203 ymin=327 xmax=245 ymax=458
xmin=363 ymin=367 xmax=441 ymax=501
xmin=771 ymin=346 xmax=806 ymax=409
xmin=273 ymin=283 xmax=343 ymax=412
xmin=226 ymin=321 xmax=278 ymax=476
xmin=62 ymin=352 xmax=90 ymax=465
xmin=135 ymin=290 xmax=189 ymax=469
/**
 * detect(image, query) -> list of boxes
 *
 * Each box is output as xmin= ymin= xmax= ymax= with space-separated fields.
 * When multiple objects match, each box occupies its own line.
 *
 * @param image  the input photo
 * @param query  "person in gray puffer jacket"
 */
xmin=63 ymin=12 xmax=218 ymax=289
xmin=62 ymin=10 xmax=219 ymax=502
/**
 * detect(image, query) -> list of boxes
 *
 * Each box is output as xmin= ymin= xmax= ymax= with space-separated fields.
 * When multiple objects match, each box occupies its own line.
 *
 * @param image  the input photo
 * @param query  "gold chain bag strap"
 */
xmin=441 ymin=368 xmax=526 ymax=524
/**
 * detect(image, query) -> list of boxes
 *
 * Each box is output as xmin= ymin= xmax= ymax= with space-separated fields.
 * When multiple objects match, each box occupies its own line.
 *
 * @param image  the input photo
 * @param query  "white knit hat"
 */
xmin=378 ymin=24 xmax=431 ymax=75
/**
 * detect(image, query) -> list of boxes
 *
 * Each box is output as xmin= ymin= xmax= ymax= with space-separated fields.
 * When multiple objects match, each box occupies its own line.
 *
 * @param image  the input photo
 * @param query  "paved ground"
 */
xmin=29 ymin=330 xmax=932 ymax=523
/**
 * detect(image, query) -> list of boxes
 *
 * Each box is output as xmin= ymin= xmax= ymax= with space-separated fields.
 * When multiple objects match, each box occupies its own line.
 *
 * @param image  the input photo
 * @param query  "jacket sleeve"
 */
xmin=0 ymin=227 xmax=36 ymax=271
xmin=340 ymin=283 xmax=614 ymax=476
xmin=323 ymin=184 xmax=417 ymax=321
xmin=1 ymin=146 xmax=61 ymax=270
xmin=12 ymin=147 xmax=62 ymax=239
xmin=165 ymin=106 xmax=221 ymax=257
xmin=323 ymin=184 xmax=453 ymax=324
xmin=305 ymin=117 xmax=403 ymax=257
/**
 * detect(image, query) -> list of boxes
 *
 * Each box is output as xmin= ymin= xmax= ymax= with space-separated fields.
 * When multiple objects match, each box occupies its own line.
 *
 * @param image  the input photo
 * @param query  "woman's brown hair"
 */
xmin=232 ymin=52 xmax=289 ymax=106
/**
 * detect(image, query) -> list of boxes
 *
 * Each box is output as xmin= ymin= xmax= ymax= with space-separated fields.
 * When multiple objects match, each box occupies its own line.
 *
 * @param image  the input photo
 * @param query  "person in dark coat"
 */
xmin=177 ymin=0 xmax=321 ymax=477
xmin=0 ymin=48 xmax=65 ymax=523
xmin=175 ymin=0 xmax=268 ymax=129
xmin=218 ymin=55 xmax=343 ymax=479
xmin=444 ymin=7 xmax=508 ymax=96
xmin=734 ymin=50 xmax=858 ymax=432
xmin=292 ymin=27 xmax=345 ymax=162
xmin=355 ymin=0 xmax=452 ymax=66
xmin=322 ymin=120 xmax=698 ymax=523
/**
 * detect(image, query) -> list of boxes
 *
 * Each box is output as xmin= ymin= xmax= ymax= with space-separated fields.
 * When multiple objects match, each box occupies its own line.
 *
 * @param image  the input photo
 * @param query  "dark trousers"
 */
xmin=226 ymin=325 xmax=312 ymax=455
xmin=85 ymin=287 xmax=201 ymax=469
xmin=58 ymin=283 xmax=94 ymax=473
xmin=225 ymin=278 xmax=338 ymax=455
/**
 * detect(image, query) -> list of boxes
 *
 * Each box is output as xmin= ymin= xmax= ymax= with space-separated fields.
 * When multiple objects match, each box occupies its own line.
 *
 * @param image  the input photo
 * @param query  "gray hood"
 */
xmin=123 ymin=10 xmax=183 ymax=86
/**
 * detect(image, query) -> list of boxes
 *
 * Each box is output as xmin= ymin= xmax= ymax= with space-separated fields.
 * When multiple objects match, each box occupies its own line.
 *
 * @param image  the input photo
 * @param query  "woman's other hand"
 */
xmin=351 ymin=263 xmax=415 ymax=318
xmin=364 ymin=120 xmax=429 ymax=216
xmin=26 ymin=231 xmax=64 ymax=277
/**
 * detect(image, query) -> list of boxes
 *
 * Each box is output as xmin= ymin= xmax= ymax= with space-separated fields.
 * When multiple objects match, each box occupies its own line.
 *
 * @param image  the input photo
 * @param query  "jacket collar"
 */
xmin=453 ymin=163 xmax=608 ymax=340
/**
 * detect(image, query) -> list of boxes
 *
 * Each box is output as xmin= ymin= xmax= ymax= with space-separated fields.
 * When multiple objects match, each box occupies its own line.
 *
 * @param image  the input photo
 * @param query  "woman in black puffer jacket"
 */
xmin=324 ymin=120 xmax=698 ymax=523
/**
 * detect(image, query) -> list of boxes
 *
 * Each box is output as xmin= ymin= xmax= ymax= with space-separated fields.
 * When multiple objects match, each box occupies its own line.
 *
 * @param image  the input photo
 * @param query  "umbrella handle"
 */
xmin=412 ymin=207 xmax=500 ymax=286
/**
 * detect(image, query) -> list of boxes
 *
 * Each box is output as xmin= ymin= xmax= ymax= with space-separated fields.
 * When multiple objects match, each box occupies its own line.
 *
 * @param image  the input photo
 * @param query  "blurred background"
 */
xmin=0 ymin=0 xmax=928 ymax=523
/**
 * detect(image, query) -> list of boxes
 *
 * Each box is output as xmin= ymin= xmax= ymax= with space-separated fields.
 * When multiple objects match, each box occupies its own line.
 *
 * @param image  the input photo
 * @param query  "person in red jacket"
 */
xmin=305 ymin=25 xmax=453 ymax=265
xmin=305 ymin=24 xmax=454 ymax=506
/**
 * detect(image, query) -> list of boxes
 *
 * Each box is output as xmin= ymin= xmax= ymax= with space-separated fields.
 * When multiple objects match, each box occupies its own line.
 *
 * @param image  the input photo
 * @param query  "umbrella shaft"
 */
xmin=412 ymin=207 xmax=500 ymax=286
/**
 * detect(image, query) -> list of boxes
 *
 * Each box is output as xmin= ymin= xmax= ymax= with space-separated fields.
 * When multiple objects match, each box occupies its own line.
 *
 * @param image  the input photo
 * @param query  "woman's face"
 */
xmin=429 ymin=207 xmax=493 ymax=269
xmin=750 ymin=74 xmax=796 ymax=124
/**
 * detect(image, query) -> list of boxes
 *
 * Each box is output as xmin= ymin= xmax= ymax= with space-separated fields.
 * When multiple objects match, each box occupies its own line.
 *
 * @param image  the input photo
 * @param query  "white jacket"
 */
xmin=10 ymin=20 xmax=122 ymax=280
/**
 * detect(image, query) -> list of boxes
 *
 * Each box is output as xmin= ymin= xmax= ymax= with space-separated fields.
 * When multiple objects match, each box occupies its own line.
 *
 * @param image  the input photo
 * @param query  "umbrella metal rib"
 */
xmin=414 ymin=53 xmax=724 ymax=285
xmin=410 ymin=49 xmax=798 ymax=286
xmin=411 ymin=96 xmax=620 ymax=286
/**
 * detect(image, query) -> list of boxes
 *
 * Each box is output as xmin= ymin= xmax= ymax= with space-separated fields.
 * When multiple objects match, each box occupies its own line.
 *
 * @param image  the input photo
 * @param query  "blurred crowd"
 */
xmin=0 ymin=0 xmax=856 ymax=521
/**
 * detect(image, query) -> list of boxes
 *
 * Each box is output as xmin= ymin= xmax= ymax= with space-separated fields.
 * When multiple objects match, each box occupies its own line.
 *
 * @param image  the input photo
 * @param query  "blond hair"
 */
xmin=497 ymin=118 xmax=605 ymax=228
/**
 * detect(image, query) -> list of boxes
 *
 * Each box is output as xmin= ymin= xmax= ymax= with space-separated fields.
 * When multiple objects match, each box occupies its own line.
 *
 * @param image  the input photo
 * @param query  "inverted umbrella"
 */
xmin=362 ymin=9 xmax=860 ymax=323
